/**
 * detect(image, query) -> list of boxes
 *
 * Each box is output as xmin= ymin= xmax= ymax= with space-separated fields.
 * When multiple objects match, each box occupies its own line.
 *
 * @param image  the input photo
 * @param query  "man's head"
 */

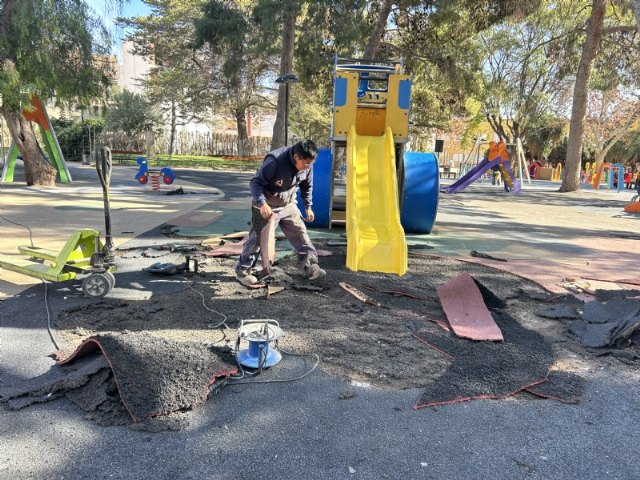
xmin=292 ymin=140 xmax=318 ymax=170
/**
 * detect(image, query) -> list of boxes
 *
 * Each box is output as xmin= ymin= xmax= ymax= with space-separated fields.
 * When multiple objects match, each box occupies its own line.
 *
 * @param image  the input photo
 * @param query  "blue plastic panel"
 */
xmin=400 ymin=152 xmax=439 ymax=233
xmin=398 ymin=79 xmax=412 ymax=110
xmin=297 ymin=148 xmax=333 ymax=228
xmin=334 ymin=78 xmax=348 ymax=107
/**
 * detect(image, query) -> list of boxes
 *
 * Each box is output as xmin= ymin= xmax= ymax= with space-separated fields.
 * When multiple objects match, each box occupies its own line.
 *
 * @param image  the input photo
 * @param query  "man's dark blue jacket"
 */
xmin=250 ymin=146 xmax=313 ymax=209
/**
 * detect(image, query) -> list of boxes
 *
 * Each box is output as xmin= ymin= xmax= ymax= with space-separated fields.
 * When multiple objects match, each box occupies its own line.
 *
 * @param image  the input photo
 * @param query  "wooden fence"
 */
xmin=100 ymin=131 xmax=272 ymax=157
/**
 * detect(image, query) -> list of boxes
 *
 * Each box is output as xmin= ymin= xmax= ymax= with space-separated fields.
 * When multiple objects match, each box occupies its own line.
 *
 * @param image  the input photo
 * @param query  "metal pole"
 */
xmin=284 ymin=83 xmax=289 ymax=146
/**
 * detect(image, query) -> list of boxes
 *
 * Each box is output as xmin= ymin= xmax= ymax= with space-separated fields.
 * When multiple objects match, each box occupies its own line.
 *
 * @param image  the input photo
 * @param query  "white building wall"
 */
xmin=117 ymin=41 xmax=153 ymax=94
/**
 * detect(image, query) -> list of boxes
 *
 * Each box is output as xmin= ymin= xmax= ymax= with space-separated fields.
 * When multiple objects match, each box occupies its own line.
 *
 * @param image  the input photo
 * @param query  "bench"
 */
xmin=439 ymin=166 xmax=459 ymax=179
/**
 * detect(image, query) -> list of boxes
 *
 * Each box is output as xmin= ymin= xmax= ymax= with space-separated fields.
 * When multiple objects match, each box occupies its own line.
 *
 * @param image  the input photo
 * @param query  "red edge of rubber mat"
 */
xmin=436 ymin=272 xmax=503 ymax=341
xmin=412 ymin=378 xmax=548 ymax=410
xmin=522 ymin=388 xmax=582 ymax=404
xmin=55 ymin=339 xmax=237 ymax=422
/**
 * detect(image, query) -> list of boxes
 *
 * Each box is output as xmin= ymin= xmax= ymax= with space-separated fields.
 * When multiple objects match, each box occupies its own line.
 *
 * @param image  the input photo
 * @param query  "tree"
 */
xmin=392 ymin=0 xmax=544 ymax=135
xmin=583 ymin=88 xmax=640 ymax=167
xmin=252 ymin=0 xmax=300 ymax=149
xmin=288 ymin=82 xmax=332 ymax=144
xmin=606 ymin=128 xmax=640 ymax=164
xmin=52 ymin=117 xmax=106 ymax=162
xmin=632 ymin=0 xmax=640 ymax=27
xmin=560 ymin=0 xmax=608 ymax=192
xmin=120 ymin=0 xmax=212 ymax=159
xmin=525 ymin=115 xmax=565 ymax=158
xmin=0 ymin=0 xmax=113 ymax=185
xmin=195 ymin=0 xmax=273 ymax=156
xmin=363 ymin=0 xmax=394 ymax=58
xmin=105 ymin=90 xmax=160 ymax=149
xmin=477 ymin=2 xmax=583 ymax=146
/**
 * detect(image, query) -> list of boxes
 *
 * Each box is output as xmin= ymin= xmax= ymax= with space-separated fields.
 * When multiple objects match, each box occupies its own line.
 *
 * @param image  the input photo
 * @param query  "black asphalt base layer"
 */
xmin=413 ymin=310 xmax=555 ymax=408
xmin=57 ymin=333 xmax=237 ymax=422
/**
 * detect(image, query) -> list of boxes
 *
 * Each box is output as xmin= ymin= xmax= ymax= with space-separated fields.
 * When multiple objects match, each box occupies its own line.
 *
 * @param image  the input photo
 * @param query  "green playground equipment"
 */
xmin=0 ymin=147 xmax=116 ymax=297
xmin=1 ymin=94 xmax=72 ymax=184
xmin=0 ymin=229 xmax=115 ymax=295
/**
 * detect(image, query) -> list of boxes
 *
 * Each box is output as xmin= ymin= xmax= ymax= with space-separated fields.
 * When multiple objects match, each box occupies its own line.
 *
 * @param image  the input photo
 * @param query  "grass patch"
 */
xmin=110 ymin=152 xmax=262 ymax=172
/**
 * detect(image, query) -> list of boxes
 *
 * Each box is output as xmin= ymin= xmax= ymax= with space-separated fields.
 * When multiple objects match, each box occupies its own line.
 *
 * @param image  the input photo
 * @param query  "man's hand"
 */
xmin=305 ymin=208 xmax=315 ymax=223
xmin=259 ymin=203 xmax=273 ymax=220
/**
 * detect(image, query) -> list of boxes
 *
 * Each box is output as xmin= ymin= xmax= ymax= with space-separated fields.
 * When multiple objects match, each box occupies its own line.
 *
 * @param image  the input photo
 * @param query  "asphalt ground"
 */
xmin=1 ymin=163 xmax=639 ymax=479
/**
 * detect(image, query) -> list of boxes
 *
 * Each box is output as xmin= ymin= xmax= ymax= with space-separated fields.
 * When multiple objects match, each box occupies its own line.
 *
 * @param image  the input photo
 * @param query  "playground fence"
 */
xmin=99 ymin=131 xmax=272 ymax=157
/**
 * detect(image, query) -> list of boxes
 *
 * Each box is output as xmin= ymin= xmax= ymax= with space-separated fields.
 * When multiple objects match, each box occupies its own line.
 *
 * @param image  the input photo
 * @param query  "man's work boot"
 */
xmin=305 ymin=264 xmax=326 ymax=281
xmin=236 ymin=270 xmax=259 ymax=286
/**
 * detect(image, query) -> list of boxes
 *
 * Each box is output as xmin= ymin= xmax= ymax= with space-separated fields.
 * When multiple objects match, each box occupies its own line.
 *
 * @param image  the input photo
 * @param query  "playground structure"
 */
xmin=135 ymin=156 xmax=176 ymax=191
xmin=0 ymin=147 xmax=117 ymax=297
xmin=298 ymin=57 xmax=439 ymax=275
xmin=443 ymin=138 xmax=529 ymax=194
xmin=581 ymin=161 xmax=597 ymax=184
xmin=1 ymin=94 xmax=71 ymax=184
xmin=624 ymin=194 xmax=640 ymax=213
xmin=591 ymin=162 xmax=624 ymax=192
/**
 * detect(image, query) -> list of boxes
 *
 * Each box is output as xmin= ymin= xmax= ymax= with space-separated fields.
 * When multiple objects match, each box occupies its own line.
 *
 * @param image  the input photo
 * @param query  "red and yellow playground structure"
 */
xmin=298 ymin=57 xmax=440 ymax=275
xmin=1 ymin=94 xmax=71 ymax=184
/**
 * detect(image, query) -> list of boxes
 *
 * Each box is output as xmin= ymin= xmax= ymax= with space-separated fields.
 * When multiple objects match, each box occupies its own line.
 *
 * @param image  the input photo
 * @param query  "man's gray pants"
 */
xmin=236 ymin=202 xmax=318 ymax=274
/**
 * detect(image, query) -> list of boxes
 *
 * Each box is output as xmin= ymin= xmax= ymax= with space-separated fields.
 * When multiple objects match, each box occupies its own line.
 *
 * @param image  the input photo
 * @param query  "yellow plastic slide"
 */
xmin=346 ymin=126 xmax=407 ymax=275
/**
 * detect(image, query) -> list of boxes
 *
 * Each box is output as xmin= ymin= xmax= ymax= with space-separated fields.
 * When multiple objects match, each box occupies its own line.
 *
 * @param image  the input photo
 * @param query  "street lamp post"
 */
xmin=275 ymin=72 xmax=300 ymax=146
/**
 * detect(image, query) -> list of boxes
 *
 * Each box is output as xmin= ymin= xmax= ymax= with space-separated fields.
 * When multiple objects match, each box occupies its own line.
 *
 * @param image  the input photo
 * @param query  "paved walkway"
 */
xmin=1 ymin=165 xmax=639 ymax=479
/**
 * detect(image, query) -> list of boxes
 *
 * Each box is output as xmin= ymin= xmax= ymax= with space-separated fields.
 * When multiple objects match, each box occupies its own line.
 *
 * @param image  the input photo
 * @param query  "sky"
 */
xmin=85 ymin=0 xmax=152 ymax=57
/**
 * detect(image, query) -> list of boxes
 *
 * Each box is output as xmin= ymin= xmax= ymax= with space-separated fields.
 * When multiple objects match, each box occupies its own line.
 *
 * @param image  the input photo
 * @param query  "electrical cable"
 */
xmin=229 ymin=349 xmax=320 ymax=385
xmin=0 ymin=208 xmax=59 ymax=350
xmin=0 ymin=213 xmax=34 ymax=247
xmin=187 ymin=282 xmax=229 ymax=330
xmin=42 ymin=280 xmax=61 ymax=351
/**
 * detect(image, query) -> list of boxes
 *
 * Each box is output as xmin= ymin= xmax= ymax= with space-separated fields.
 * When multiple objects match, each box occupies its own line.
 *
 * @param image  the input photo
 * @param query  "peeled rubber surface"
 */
xmin=413 ymin=310 xmax=554 ymax=409
xmin=56 ymin=333 xmax=237 ymax=421
xmin=524 ymin=371 xmax=587 ymax=403
xmin=437 ymin=272 xmax=504 ymax=341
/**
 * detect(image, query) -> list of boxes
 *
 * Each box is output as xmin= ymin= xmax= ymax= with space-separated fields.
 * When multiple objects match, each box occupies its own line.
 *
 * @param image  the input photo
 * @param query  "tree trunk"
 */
xmin=560 ymin=0 xmax=606 ymax=193
xmin=1 ymin=107 xmax=57 ymax=186
xmin=169 ymin=100 xmax=176 ymax=160
xmin=236 ymin=109 xmax=250 ymax=157
xmin=632 ymin=0 xmax=640 ymax=28
xmin=271 ymin=3 xmax=297 ymax=150
xmin=364 ymin=0 xmax=393 ymax=59
xmin=594 ymin=150 xmax=605 ymax=170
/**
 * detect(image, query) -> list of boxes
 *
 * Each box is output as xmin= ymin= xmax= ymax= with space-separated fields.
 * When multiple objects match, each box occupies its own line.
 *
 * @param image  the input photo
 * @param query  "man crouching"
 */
xmin=235 ymin=140 xmax=326 ymax=286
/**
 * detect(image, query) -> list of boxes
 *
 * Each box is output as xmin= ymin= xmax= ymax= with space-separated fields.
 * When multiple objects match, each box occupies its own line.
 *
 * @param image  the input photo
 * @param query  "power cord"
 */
xmin=187 ymin=282 xmax=229 ymax=330
xmin=229 ymin=349 xmax=320 ymax=385
xmin=42 ymin=280 xmax=61 ymax=351
xmin=0 ymin=213 xmax=34 ymax=247
xmin=0 ymin=209 xmax=60 ymax=350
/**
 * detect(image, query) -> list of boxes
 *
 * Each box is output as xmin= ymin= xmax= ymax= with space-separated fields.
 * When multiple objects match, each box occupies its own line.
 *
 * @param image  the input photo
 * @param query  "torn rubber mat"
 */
xmin=436 ymin=272 xmax=503 ymax=341
xmin=523 ymin=371 xmax=587 ymax=404
xmin=56 ymin=333 xmax=237 ymax=421
xmin=413 ymin=311 xmax=554 ymax=409
xmin=0 ymin=354 xmax=109 ymax=410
